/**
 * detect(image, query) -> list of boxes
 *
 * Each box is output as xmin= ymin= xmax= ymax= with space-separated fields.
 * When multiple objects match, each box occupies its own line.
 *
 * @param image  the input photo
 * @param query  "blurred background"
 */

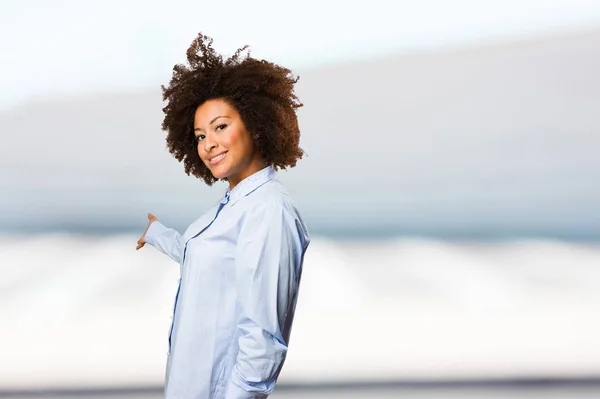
xmin=1 ymin=0 xmax=600 ymax=398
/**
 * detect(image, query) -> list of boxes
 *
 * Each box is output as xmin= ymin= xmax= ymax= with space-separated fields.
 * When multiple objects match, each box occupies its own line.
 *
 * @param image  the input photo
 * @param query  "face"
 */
xmin=194 ymin=98 xmax=265 ymax=189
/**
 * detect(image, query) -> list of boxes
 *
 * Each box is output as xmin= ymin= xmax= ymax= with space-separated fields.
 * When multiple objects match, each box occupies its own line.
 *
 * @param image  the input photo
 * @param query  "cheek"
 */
xmin=221 ymin=130 xmax=240 ymax=150
xmin=197 ymin=145 xmax=206 ymax=160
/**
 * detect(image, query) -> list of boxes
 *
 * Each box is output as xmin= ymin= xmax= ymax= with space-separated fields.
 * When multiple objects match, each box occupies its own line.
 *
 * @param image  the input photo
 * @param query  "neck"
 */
xmin=228 ymin=158 xmax=268 ymax=190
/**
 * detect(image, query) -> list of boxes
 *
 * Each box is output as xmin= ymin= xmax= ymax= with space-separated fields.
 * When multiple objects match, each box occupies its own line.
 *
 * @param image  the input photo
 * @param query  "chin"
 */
xmin=208 ymin=166 xmax=230 ymax=180
xmin=209 ymin=170 xmax=225 ymax=179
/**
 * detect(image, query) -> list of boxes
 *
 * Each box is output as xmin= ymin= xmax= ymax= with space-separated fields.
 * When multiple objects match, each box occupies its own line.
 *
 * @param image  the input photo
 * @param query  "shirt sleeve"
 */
xmin=143 ymin=220 xmax=183 ymax=264
xmin=224 ymin=201 xmax=305 ymax=399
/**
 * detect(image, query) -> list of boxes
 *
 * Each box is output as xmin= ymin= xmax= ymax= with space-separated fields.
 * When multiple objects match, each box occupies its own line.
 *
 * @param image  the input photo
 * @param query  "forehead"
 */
xmin=194 ymin=98 xmax=237 ymax=125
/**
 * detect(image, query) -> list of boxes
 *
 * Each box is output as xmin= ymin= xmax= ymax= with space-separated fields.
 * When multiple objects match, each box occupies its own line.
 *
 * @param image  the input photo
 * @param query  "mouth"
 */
xmin=208 ymin=151 xmax=228 ymax=165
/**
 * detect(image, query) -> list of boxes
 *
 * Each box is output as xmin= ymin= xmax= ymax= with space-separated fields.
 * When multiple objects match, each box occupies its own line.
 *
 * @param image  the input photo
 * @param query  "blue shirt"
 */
xmin=144 ymin=165 xmax=310 ymax=399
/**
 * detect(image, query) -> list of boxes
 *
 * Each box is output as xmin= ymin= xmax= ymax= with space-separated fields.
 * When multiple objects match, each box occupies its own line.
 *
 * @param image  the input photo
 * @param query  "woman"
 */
xmin=135 ymin=33 xmax=310 ymax=399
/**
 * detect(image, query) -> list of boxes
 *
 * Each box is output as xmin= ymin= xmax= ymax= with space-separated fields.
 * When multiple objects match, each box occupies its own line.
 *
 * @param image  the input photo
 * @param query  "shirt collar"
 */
xmin=221 ymin=165 xmax=277 ymax=206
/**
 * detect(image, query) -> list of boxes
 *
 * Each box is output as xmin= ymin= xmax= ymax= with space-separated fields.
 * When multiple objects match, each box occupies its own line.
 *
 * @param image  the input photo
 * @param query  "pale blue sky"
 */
xmin=2 ymin=0 xmax=600 ymax=110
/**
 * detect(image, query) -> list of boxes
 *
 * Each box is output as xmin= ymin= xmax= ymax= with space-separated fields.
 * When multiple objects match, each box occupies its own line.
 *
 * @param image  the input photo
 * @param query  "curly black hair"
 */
xmin=160 ymin=33 xmax=305 ymax=186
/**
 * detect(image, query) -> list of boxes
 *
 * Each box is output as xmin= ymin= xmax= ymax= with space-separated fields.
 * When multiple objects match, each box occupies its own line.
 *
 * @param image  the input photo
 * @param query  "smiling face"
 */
xmin=193 ymin=98 xmax=266 ymax=189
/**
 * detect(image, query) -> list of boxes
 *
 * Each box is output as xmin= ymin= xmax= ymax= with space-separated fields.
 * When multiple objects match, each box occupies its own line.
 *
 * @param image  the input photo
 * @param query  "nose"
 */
xmin=203 ymin=133 xmax=217 ymax=153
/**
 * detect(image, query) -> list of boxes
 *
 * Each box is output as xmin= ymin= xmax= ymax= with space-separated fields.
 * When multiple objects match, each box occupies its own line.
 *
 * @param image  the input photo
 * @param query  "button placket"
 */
xmin=166 ymin=192 xmax=230 ymax=353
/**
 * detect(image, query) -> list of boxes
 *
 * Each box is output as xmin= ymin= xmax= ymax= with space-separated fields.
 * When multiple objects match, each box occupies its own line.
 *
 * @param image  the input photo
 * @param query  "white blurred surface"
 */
xmin=1 ymin=235 xmax=600 ymax=389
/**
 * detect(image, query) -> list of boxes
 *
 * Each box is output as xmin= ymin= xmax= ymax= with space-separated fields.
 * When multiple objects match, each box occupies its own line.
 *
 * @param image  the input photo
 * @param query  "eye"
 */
xmin=195 ymin=134 xmax=205 ymax=143
xmin=215 ymin=124 xmax=227 ymax=131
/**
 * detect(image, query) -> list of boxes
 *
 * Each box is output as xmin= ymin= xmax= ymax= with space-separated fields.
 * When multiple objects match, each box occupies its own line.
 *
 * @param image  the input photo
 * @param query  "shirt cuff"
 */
xmin=225 ymin=382 xmax=268 ymax=399
xmin=224 ymin=368 xmax=271 ymax=399
xmin=144 ymin=220 xmax=165 ymax=247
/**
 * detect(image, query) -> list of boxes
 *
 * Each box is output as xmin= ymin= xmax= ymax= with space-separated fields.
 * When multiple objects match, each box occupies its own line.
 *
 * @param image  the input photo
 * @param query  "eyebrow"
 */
xmin=194 ymin=115 xmax=229 ymax=132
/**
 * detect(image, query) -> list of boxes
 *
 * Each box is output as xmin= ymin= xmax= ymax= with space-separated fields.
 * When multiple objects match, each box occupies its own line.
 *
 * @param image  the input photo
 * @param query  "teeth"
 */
xmin=211 ymin=153 xmax=226 ymax=161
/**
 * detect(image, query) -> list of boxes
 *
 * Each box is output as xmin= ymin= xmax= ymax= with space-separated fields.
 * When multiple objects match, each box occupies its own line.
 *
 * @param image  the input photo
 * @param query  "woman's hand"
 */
xmin=136 ymin=213 xmax=158 ymax=250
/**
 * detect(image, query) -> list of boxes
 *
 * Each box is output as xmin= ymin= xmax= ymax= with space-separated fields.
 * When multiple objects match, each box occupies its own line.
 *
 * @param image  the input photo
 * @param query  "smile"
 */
xmin=208 ymin=151 xmax=228 ymax=165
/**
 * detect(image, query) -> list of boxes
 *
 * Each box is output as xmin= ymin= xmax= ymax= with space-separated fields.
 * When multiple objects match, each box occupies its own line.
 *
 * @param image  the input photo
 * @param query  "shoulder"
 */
xmin=239 ymin=179 xmax=310 ymax=244
xmin=240 ymin=179 xmax=299 ymax=216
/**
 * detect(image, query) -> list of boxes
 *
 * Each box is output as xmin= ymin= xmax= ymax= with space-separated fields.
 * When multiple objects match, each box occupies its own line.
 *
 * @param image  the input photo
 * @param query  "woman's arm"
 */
xmin=225 ymin=201 xmax=307 ymax=399
xmin=143 ymin=220 xmax=184 ymax=264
